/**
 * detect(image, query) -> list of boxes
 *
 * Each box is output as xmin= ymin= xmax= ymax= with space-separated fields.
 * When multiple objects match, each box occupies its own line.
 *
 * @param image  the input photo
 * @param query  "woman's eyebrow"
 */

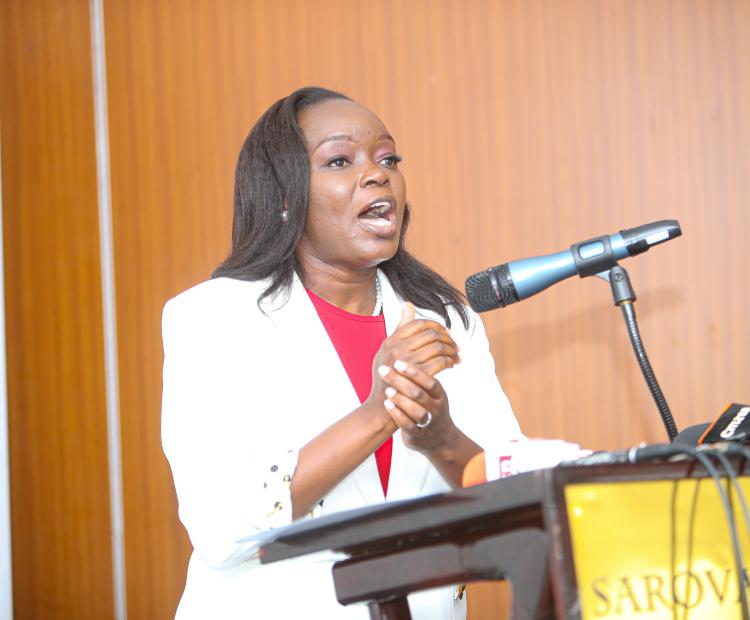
xmin=315 ymin=134 xmax=352 ymax=149
xmin=315 ymin=133 xmax=395 ymax=149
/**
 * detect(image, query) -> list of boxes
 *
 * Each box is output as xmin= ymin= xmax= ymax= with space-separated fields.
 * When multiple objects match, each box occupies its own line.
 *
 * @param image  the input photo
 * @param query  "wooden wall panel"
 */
xmin=0 ymin=1 xmax=114 ymax=618
xmin=103 ymin=1 xmax=750 ymax=618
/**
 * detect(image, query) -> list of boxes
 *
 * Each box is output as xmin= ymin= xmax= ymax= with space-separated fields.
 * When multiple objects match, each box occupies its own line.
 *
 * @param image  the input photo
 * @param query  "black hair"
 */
xmin=213 ymin=86 xmax=469 ymax=329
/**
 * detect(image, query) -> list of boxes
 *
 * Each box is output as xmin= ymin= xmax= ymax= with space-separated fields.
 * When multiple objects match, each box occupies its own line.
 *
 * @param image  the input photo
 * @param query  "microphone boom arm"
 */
xmin=596 ymin=265 xmax=678 ymax=441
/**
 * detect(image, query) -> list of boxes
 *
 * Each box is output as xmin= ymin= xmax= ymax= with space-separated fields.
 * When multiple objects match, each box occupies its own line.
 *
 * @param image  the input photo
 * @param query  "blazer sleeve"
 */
xmin=161 ymin=295 xmax=305 ymax=569
xmin=444 ymin=306 xmax=524 ymax=451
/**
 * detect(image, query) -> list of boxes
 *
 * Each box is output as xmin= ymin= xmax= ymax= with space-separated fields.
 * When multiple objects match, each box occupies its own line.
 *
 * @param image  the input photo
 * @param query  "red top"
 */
xmin=306 ymin=288 xmax=392 ymax=497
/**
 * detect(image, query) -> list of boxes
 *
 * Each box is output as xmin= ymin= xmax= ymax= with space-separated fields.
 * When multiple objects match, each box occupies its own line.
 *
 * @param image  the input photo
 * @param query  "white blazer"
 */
xmin=161 ymin=270 xmax=522 ymax=619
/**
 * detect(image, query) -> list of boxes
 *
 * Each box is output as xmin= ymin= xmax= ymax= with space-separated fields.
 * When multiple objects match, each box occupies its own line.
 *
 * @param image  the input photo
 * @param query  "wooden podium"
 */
xmin=258 ymin=461 xmax=747 ymax=620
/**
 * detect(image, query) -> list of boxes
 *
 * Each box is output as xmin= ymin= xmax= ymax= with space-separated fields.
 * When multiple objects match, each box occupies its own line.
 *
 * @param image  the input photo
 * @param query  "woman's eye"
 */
xmin=326 ymin=157 xmax=349 ymax=168
xmin=380 ymin=154 xmax=403 ymax=168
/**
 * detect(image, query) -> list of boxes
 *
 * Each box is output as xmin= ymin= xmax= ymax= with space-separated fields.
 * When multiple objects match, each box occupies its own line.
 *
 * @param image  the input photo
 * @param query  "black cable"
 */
xmin=669 ymin=479 xmax=679 ymax=620
xmin=632 ymin=444 xmax=749 ymax=619
xmin=679 ymin=448 xmax=750 ymax=620
xmin=621 ymin=303 xmax=678 ymax=440
xmin=698 ymin=447 xmax=750 ymax=619
xmin=669 ymin=476 xmax=702 ymax=620
xmin=712 ymin=442 xmax=750 ymax=473
xmin=682 ymin=476 xmax=701 ymax=620
xmin=701 ymin=448 xmax=750 ymax=541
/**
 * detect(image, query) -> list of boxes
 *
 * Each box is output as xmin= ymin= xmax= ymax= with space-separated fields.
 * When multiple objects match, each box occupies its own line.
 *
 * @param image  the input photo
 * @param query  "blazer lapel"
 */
xmin=269 ymin=273 xmax=387 ymax=507
xmin=265 ymin=273 xmax=357 ymax=428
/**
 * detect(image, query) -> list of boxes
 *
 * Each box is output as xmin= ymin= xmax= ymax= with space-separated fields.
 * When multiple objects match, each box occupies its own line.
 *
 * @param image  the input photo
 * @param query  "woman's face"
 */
xmin=296 ymin=98 xmax=407 ymax=274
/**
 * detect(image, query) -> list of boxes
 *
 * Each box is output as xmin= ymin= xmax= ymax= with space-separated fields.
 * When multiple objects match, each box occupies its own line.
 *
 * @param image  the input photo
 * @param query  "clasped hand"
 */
xmin=368 ymin=303 xmax=460 ymax=454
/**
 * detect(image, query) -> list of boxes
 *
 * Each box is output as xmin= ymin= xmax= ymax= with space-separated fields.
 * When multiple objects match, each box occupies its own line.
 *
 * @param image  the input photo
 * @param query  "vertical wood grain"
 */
xmin=102 ymin=1 xmax=750 ymax=618
xmin=0 ymin=1 xmax=115 ymax=617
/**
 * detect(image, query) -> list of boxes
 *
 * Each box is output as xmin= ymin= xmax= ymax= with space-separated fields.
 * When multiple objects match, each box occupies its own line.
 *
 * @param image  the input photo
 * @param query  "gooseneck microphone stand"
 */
xmin=596 ymin=265 xmax=678 ymax=441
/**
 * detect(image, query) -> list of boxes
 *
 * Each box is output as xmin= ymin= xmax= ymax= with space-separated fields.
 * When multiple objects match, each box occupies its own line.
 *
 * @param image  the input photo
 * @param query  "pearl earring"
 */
xmin=281 ymin=209 xmax=289 ymax=223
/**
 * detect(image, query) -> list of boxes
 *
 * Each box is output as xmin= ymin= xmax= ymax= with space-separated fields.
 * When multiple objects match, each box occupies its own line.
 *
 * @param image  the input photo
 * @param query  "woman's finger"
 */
xmin=377 ymin=364 xmax=446 ymax=424
xmin=378 ymin=365 xmax=433 ymax=408
xmin=420 ymin=356 xmax=456 ymax=377
xmin=385 ymin=387 xmax=431 ymax=427
xmin=392 ymin=318 xmax=452 ymax=341
xmin=393 ymin=360 xmax=445 ymax=398
xmin=383 ymin=398 xmax=417 ymax=433
xmin=400 ymin=327 xmax=459 ymax=356
xmin=407 ymin=340 xmax=460 ymax=366
xmin=397 ymin=302 xmax=415 ymax=328
xmin=389 ymin=328 xmax=459 ymax=372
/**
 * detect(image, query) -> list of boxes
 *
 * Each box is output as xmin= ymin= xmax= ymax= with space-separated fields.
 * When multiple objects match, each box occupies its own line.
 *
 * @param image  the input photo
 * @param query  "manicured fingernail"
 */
xmin=384 ymin=399 xmax=395 ymax=410
xmin=385 ymin=387 xmax=396 ymax=398
xmin=378 ymin=365 xmax=391 ymax=378
xmin=394 ymin=360 xmax=408 ymax=372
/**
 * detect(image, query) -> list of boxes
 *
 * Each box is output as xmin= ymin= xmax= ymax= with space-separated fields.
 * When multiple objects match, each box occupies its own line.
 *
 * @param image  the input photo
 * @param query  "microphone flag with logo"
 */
xmin=699 ymin=403 xmax=750 ymax=444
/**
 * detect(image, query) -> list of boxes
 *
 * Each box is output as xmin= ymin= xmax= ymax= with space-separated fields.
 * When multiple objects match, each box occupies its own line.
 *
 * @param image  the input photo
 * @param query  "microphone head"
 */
xmin=465 ymin=265 xmax=518 ymax=312
xmin=466 ymin=270 xmax=501 ymax=312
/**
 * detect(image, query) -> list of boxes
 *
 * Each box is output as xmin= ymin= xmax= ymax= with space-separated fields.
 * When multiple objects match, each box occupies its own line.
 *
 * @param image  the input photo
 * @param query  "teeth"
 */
xmin=365 ymin=218 xmax=392 ymax=228
xmin=369 ymin=202 xmax=391 ymax=216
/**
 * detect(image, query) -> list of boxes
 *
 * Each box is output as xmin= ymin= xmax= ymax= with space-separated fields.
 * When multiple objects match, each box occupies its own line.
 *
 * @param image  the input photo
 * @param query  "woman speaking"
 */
xmin=161 ymin=87 xmax=522 ymax=619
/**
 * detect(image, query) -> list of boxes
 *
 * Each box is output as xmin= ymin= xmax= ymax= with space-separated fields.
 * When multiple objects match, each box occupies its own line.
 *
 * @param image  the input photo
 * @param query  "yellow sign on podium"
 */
xmin=566 ymin=478 xmax=750 ymax=619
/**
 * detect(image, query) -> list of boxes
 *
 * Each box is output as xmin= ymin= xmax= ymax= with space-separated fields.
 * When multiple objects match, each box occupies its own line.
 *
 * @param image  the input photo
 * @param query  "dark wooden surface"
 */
xmin=333 ymin=528 xmax=553 ymax=619
xmin=259 ymin=470 xmax=550 ymax=619
xmin=259 ymin=471 xmax=546 ymax=564
xmin=260 ymin=459 xmax=724 ymax=563
xmin=260 ymin=460 xmax=745 ymax=620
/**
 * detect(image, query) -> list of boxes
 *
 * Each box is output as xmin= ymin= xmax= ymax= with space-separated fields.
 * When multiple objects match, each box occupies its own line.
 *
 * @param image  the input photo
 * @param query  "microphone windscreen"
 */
xmin=465 ymin=271 xmax=501 ymax=312
xmin=465 ymin=264 xmax=518 ymax=312
xmin=671 ymin=423 xmax=711 ymax=446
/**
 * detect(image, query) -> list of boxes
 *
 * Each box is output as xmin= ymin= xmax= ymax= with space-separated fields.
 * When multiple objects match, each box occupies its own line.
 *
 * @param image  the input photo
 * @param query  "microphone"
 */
xmin=570 ymin=443 xmax=684 ymax=466
xmin=465 ymin=220 xmax=681 ymax=312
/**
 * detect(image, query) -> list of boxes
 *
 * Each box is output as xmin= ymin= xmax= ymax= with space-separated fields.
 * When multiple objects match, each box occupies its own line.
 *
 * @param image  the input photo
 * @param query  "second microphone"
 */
xmin=465 ymin=220 xmax=681 ymax=312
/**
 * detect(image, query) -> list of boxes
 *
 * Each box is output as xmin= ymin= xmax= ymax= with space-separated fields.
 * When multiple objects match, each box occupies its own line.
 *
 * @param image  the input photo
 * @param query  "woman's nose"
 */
xmin=359 ymin=160 xmax=389 ymax=187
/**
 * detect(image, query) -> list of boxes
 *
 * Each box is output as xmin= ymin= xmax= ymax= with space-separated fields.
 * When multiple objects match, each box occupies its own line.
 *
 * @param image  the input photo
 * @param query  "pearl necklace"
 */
xmin=372 ymin=277 xmax=382 ymax=316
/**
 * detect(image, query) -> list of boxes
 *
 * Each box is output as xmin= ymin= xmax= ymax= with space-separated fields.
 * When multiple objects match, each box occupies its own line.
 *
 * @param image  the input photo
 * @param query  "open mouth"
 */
xmin=357 ymin=198 xmax=398 ymax=237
